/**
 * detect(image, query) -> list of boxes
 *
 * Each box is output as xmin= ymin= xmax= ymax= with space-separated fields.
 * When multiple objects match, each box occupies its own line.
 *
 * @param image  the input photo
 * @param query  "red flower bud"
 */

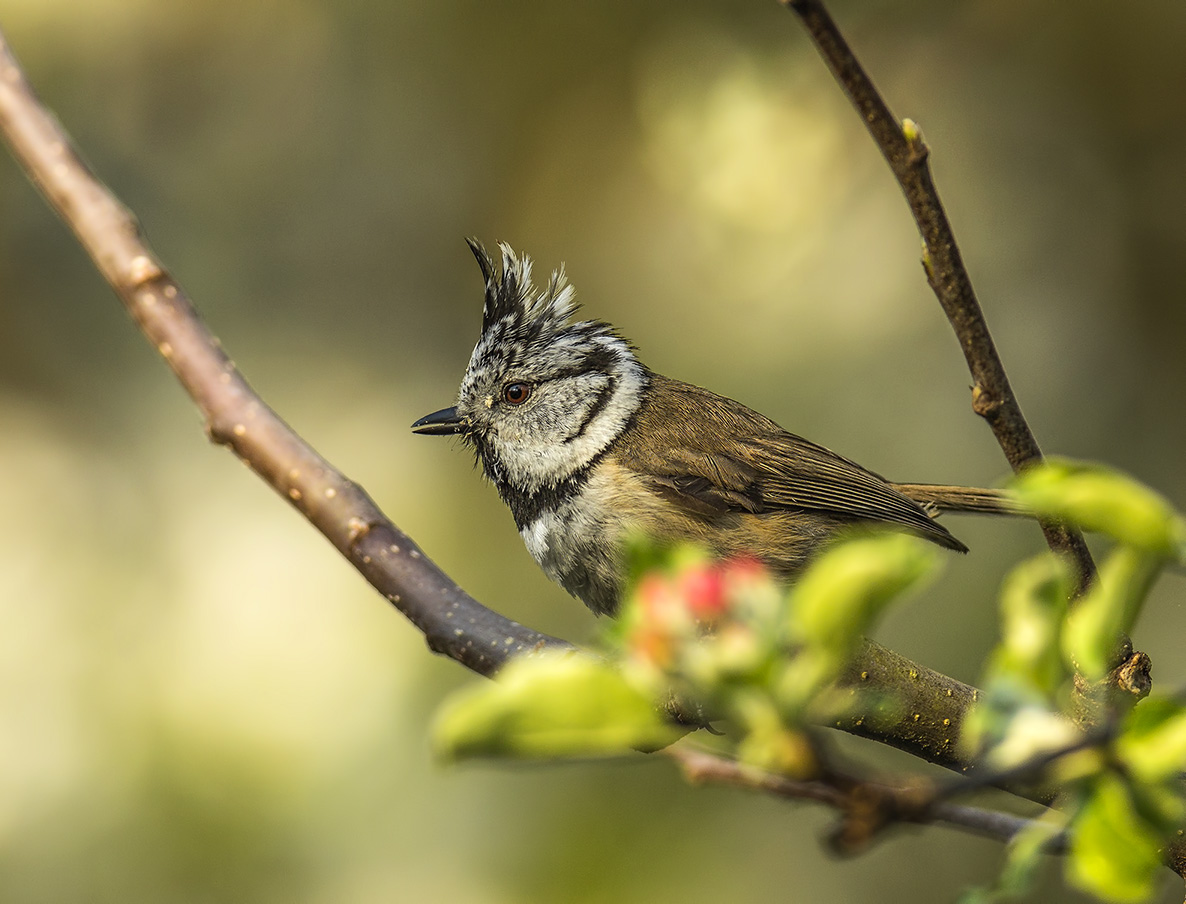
xmin=678 ymin=564 xmax=727 ymax=621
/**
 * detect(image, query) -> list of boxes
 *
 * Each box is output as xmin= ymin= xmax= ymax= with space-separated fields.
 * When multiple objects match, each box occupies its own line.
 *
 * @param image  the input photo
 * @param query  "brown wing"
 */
xmin=616 ymin=374 xmax=967 ymax=552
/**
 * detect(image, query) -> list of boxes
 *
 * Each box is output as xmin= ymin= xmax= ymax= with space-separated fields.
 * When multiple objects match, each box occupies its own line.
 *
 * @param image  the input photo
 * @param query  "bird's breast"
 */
xmin=516 ymin=457 xmax=662 ymax=615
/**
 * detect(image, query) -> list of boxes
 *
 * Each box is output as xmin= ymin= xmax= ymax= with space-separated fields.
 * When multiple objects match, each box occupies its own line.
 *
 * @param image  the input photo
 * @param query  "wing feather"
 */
xmin=615 ymin=374 xmax=966 ymax=552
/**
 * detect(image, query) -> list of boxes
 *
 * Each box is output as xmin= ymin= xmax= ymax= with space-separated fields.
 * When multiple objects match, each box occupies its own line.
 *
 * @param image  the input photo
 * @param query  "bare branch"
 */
xmin=671 ymin=747 xmax=1066 ymax=855
xmin=0 ymin=29 xmax=569 ymax=676
xmin=780 ymin=0 xmax=1097 ymax=591
xmin=774 ymin=1 xmax=1174 ymax=875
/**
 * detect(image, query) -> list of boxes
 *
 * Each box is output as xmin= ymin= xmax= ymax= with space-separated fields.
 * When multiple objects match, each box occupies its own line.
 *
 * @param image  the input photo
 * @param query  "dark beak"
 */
xmin=411 ymin=406 xmax=465 ymax=436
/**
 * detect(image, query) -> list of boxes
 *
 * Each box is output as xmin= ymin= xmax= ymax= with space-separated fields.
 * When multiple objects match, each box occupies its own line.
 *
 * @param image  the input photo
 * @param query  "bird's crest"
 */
xmin=467 ymin=238 xmax=577 ymax=340
xmin=461 ymin=239 xmax=633 ymax=391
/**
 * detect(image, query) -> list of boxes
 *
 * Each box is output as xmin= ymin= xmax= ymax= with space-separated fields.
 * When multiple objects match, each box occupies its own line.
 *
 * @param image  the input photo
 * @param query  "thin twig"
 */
xmin=781 ymin=0 xmax=1097 ymax=592
xmin=671 ymin=747 xmax=1067 ymax=855
xmin=931 ymin=725 xmax=1113 ymax=809
xmin=775 ymin=1 xmax=1173 ymax=873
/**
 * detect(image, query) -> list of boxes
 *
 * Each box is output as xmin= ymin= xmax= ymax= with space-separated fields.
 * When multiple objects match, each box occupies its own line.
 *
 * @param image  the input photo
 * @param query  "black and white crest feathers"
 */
xmin=460 ymin=239 xmax=639 ymax=400
xmin=467 ymin=237 xmax=579 ymax=348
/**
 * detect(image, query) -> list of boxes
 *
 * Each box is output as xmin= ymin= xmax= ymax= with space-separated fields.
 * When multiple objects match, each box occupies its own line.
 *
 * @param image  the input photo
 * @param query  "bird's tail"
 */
xmin=893 ymin=483 xmax=1027 ymax=517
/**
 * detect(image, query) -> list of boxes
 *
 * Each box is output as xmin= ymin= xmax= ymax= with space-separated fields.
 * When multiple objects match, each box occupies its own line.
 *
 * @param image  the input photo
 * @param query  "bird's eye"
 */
xmin=502 ymin=382 xmax=533 ymax=405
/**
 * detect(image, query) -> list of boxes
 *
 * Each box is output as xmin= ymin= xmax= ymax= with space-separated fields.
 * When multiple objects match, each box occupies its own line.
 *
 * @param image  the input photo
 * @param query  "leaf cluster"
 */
xmin=433 ymin=462 xmax=1186 ymax=901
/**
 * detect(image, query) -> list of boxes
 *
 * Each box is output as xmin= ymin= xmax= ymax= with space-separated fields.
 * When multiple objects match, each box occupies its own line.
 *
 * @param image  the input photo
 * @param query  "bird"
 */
xmin=412 ymin=240 xmax=1020 ymax=616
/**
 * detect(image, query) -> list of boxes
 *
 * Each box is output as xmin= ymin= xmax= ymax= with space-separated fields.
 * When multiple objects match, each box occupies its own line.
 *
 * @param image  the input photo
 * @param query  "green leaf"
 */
xmin=988 ymin=708 xmax=1082 ymax=772
xmin=1068 ymin=773 xmax=1165 ymax=903
xmin=990 ymin=554 xmax=1072 ymax=696
xmin=1062 ymin=546 xmax=1161 ymax=680
xmin=788 ymin=534 xmax=938 ymax=653
xmin=1012 ymin=461 xmax=1185 ymax=558
xmin=999 ymin=814 xmax=1068 ymax=897
xmin=958 ymin=810 xmax=1068 ymax=904
xmin=432 ymin=653 xmax=683 ymax=762
xmin=732 ymin=691 xmax=818 ymax=777
xmin=1118 ymin=697 xmax=1186 ymax=785
xmin=778 ymin=535 xmax=937 ymax=714
xmin=960 ymin=679 xmax=1035 ymax=760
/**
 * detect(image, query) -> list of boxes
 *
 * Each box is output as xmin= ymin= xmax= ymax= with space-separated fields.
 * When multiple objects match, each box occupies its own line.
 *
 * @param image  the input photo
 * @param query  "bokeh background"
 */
xmin=1 ymin=1 xmax=1184 ymax=901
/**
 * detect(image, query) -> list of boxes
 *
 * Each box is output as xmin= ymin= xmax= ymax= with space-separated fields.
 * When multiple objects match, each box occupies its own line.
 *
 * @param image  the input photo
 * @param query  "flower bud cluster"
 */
xmin=620 ymin=553 xmax=783 ymax=708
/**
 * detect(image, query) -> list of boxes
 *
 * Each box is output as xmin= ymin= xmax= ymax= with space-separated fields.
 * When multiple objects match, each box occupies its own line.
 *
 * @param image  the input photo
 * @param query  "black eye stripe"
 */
xmin=562 ymin=379 xmax=616 ymax=444
xmin=497 ymin=361 xmax=612 ymax=398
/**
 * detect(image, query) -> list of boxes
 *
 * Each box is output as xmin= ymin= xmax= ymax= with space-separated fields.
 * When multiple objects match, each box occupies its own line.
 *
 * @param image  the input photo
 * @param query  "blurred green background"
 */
xmin=1 ymin=1 xmax=1184 ymax=901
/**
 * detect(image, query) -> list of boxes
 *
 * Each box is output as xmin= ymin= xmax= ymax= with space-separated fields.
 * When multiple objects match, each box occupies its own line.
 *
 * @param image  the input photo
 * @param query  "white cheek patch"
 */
xmin=452 ymin=243 xmax=648 ymax=497
xmin=495 ymin=355 xmax=646 ymax=493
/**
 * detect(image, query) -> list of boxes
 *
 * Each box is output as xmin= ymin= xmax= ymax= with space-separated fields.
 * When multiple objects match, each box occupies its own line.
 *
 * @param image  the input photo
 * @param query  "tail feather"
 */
xmin=893 ymin=483 xmax=1027 ymax=517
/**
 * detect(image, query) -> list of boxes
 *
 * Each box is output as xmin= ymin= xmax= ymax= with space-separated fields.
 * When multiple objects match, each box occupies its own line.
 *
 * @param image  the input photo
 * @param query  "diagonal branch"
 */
xmin=781 ymin=0 xmax=1155 ymax=714
xmin=0 ymin=30 xmax=569 ymax=677
xmin=781 ymin=0 xmax=1097 ymax=591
